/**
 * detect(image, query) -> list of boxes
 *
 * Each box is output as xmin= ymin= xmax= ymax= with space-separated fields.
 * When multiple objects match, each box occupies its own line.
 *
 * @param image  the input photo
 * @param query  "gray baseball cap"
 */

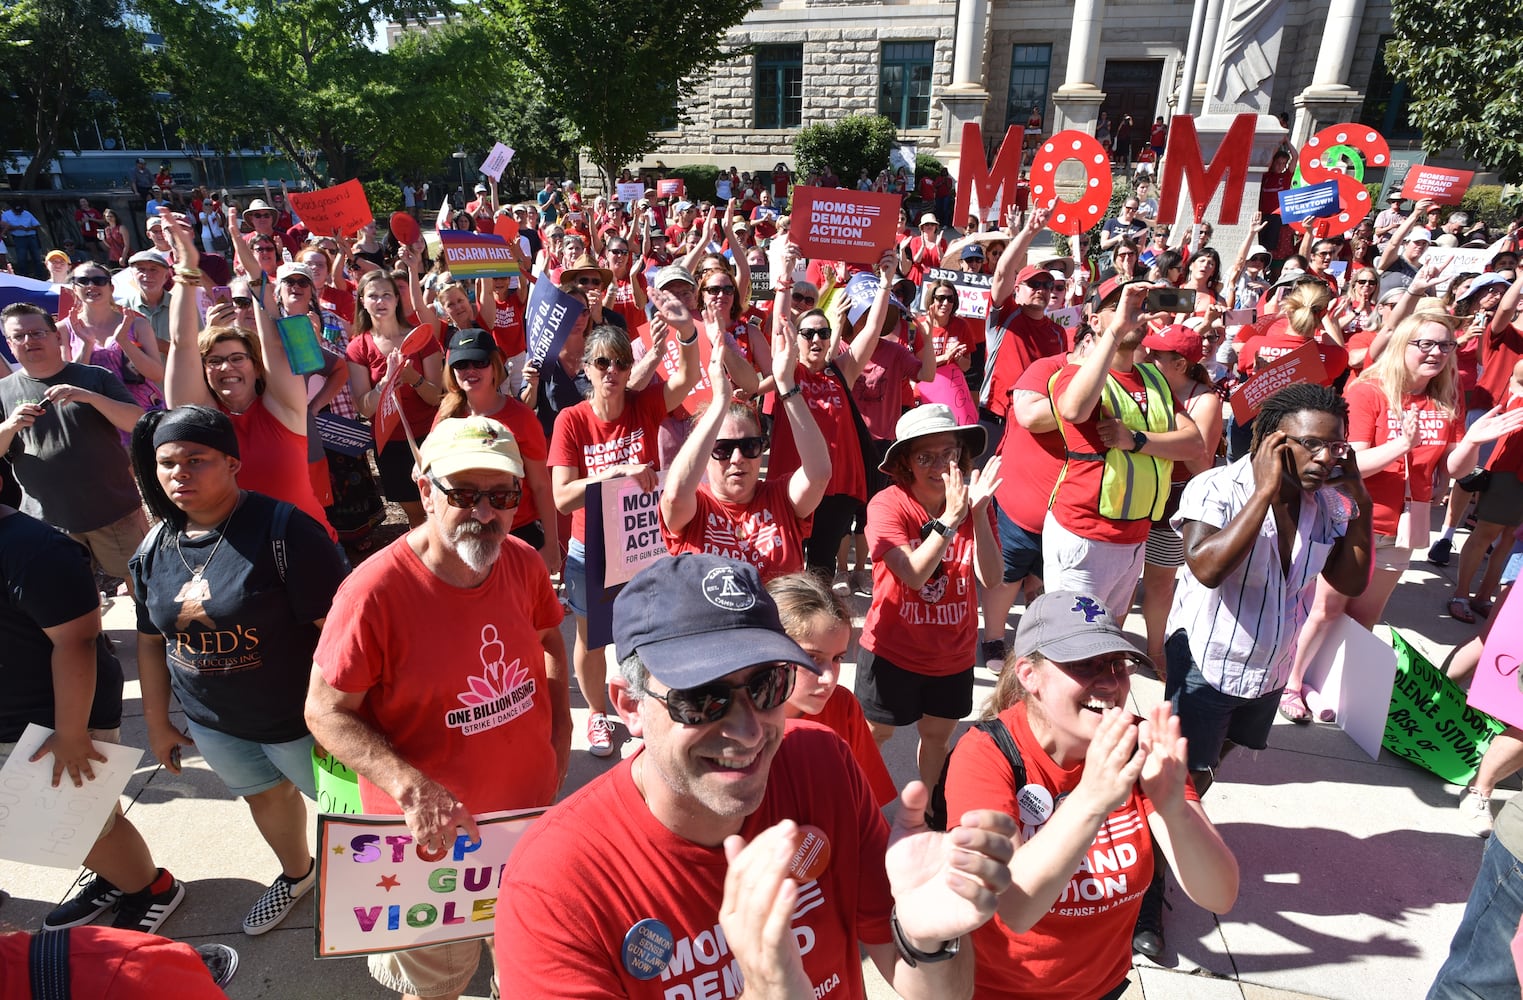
xmin=1011 ymin=591 xmax=1153 ymax=671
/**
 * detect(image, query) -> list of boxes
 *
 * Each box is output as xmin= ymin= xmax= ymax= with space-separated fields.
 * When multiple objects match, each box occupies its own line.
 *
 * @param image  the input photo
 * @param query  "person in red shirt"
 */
xmin=982 ymin=209 xmax=1068 ymax=419
xmin=1258 ymin=150 xmax=1294 ymax=255
xmin=924 ymin=278 xmax=982 ymax=375
xmin=1149 ymin=117 xmax=1168 ymax=157
xmin=944 ymin=591 xmax=1237 ymax=1000
xmin=1236 ymin=281 xmax=1349 ymax=384
xmin=903 ymin=213 xmax=946 ymax=284
xmin=861 ymin=405 xmax=1002 ymax=792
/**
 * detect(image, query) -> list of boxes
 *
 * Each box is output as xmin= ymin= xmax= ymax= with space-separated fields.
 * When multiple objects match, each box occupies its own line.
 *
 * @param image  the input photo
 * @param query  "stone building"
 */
xmin=634 ymin=0 xmax=1409 ymax=174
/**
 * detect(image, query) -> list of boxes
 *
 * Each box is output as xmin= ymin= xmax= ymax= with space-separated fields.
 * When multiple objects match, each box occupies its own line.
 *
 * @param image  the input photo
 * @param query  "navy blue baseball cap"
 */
xmin=613 ymin=554 xmax=818 ymax=688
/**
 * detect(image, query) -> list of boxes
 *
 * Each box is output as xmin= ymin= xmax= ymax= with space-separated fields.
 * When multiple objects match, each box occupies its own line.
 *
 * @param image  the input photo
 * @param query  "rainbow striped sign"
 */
xmin=439 ymin=230 xmax=519 ymax=279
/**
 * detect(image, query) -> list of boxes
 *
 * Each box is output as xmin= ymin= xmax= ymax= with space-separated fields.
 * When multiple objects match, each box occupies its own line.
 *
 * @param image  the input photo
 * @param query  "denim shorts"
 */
xmin=994 ymin=501 xmax=1043 ymax=585
xmin=183 ymin=718 xmax=317 ymax=799
xmin=563 ymin=536 xmax=588 ymax=617
xmin=1164 ymin=630 xmax=1280 ymax=773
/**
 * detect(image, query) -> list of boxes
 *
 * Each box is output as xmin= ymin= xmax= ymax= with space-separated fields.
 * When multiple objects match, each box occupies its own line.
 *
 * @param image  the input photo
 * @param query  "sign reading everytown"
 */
xmin=789 ymin=186 xmax=900 ymax=265
xmin=315 ymin=809 xmax=542 ymax=958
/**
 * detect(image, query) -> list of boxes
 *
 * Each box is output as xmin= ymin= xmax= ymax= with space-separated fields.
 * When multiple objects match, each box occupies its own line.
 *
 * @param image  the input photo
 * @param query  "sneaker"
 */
xmin=109 ymin=873 xmax=184 ymax=935
xmin=42 ymin=873 xmax=123 ymax=930
xmin=981 ymin=638 xmax=1007 ymax=674
xmin=587 ymin=713 xmax=614 ymax=758
xmin=849 ymin=569 xmax=872 ymax=596
xmin=195 ymin=943 xmax=240 ymax=987
xmin=1131 ymin=874 xmax=1169 ymax=959
xmin=242 ymin=864 xmax=315 ymax=935
xmin=1461 ymin=787 xmax=1494 ymax=838
xmin=1426 ymin=537 xmax=1454 ymax=566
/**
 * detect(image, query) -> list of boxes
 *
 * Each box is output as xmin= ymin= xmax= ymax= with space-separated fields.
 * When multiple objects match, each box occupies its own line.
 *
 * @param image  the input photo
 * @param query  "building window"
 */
xmin=1359 ymin=36 xmax=1418 ymax=141
xmin=756 ymin=45 xmax=803 ymax=130
xmin=1006 ymin=44 xmax=1053 ymax=129
xmin=879 ymin=42 xmax=935 ymax=129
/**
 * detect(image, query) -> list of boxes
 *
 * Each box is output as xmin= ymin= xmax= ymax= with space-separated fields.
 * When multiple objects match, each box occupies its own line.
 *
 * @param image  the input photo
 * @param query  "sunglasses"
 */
xmin=1025 ymin=278 xmax=1056 ymax=291
xmin=1353 ymin=279 xmax=1378 ymax=286
xmin=607 ymin=248 xmax=631 ymax=256
xmin=791 ymin=292 xmax=816 ymax=304
xmin=931 ymin=294 xmax=958 ymax=304
xmin=703 ymin=285 xmax=737 ymax=296
xmin=798 ymin=325 xmax=831 ymax=341
xmin=72 ymin=275 xmax=111 ymax=287
xmin=711 ymin=436 xmax=766 ymax=461
xmin=251 ymin=243 xmax=277 ymax=252
xmin=591 ymin=356 xmax=633 ymax=372
xmin=231 ymin=296 xmax=253 ymax=309
xmin=282 ymin=277 xmax=312 ymax=289
xmin=1287 ymin=436 xmax=1353 ymax=459
xmin=912 ymin=446 xmax=962 ymax=469
xmin=204 ymin=351 xmax=251 ymax=368
xmin=646 ymin=662 xmax=796 ymax=725
xmin=1057 ymin=654 xmax=1136 ymax=683
xmin=451 ymin=358 xmax=492 ymax=371
xmin=428 ymin=474 xmax=521 ymax=510
xmin=573 ymin=276 xmax=603 ymax=287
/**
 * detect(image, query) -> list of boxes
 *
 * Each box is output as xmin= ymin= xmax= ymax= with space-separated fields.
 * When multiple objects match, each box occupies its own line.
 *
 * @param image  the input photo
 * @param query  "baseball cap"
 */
xmin=275 ymin=262 xmax=314 ymax=284
xmin=1141 ymin=323 xmax=1204 ymax=365
xmin=1011 ymin=590 xmax=1154 ymax=671
xmin=1377 ymin=285 xmax=1407 ymax=306
xmin=1093 ymin=275 xmax=1133 ymax=309
xmin=145 ymin=216 xmax=165 ymax=229
xmin=44 ymin=250 xmax=70 ymax=264
xmin=419 ymin=416 xmax=523 ymax=481
xmin=654 ymin=265 xmax=697 ymax=290
xmin=612 ymin=554 xmax=817 ymax=689
xmin=960 ymin=245 xmax=985 ymax=261
xmin=128 ymin=249 xmax=170 ymax=268
xmin=1016 ymin=263 xmax=1053 ymax=285
xmin=1403 ymin=227 xmax=1432 ymax=244
xmin=447 ymin=327 xmax=497 ymax=365
xmin=674 ymin=200 xmax=693 ymax=211
xmin=474 ymin=183 xmax=488 ymax=194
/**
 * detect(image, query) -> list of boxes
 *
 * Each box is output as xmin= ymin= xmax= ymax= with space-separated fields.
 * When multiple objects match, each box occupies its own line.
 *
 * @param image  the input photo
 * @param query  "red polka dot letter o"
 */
xmin=1029 ymin=131 xmax=1113 ymax=236
xmin=1294 ymin=124 xmax=1389 ymax=237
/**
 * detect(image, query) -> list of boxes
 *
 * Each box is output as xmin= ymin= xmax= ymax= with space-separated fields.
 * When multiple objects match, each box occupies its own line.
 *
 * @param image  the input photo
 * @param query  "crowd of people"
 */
xmin=2 ymin=141 xmax=1522 ymax=999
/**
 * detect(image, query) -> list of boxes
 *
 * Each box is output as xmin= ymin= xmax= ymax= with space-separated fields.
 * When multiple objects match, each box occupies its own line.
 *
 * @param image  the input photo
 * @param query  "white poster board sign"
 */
xmin=0 ymin=724 xmax=142 ymax=869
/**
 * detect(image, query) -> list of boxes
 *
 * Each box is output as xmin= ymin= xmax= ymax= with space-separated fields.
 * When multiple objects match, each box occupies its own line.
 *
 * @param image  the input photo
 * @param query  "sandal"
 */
xmin=1449 ymin=597 xmax=1478 ymax=624
xmin=1471 ymin=599 xmax=1495 ymax=620
xmin=1278 ymin=687 xmax=1312 ymax=724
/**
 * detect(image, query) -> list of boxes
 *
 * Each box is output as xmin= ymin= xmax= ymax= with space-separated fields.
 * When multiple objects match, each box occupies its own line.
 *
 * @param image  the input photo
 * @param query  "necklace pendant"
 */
xmin=175 ymin=571 xmax=212 ymax=604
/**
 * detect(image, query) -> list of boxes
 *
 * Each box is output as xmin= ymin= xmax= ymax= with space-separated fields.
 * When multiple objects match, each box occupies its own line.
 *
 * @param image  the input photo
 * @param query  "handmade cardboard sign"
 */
xmin=312 ymin=746 xmax=362 ymax=815
xmin=0 ymin=725 xmax=141 ymax=869
xmin=288 ymin=179 xmax=373 ymax=238
xmin=789 ymin=186 xmax=901 ymax=265
xmin=599 ymin=471 xmax=669 ymax=588
xmin=924 ymin=267 xmax=992 ymax=319
xmin=1277 ymin=181 xmax=1341 ymax=223
xmin=439 ymin=230 xmax=519 ymax=279
xmin=1028 ymin=131 xmax=1113 ymax=236
xmin=315 ymin=809 xmax=543 ymax=958
xmin=1402 ymin=165 xmax=1474 ymax=205
xmin=1384 ymin=630 xmax=1501 ymax=784
xmin=479 ymin=143 xmax=514 ymax=182
xmin=1468 ymin=588 xmax=1523 ymax=729
xmin=1228 ymin=340 xmax=1327 ymax=423
xmin=919 ymin=368 xmax=978 ymax=425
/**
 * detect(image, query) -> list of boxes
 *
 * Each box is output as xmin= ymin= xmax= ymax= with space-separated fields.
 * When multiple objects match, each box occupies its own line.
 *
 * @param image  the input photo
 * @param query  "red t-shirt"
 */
xmin=1049 ymin=364 xmax=1178 ymax=545
xmin=548 ymin=384 xmax=668 ymax=542
xmin=767 ymin=362 xmax=867 ymax=502
xmin=985 ymin=304 xmax=1067 ymax=418
xmin=319 ymin=284 xmax=355 ymax=325
xmin=346 ymin=331 xmax=442 ymax=445
xmin=0 ymin=927 xmax=226 ymax=1000
xmin=608 ymin=274 xmax=646 ymax=332
xmin=1486 ymin=391 xmax=1523 ymax=476
xmin=931 ymin=316 xmax=985 ymax=356
xmin=944 ymin=702 xmax=1194 ymax=1000
xmin=862 ymin=485 xmax=980 ymax=675
xmin=1344 ymin=380 xmax=1461 ymax=535
xmin=493 ymin=726 xmax=893 ymax=999
xmin=905 ymin=235 xmax=944 ymax=283
xmin=1344 ymin=329 xmax=1376 ymax=374
xmin=314 ymin=533 xmax=563 ymax=815
xmin=1476 ymin=321 xmax=1523 ymax=412
xmin=661 ymin=476 xmax=808 ymax=581
xmin=993 ymin=355 xmax=1068 ymax=534
xmin=491 ymin=292 xmax=527 ymax=357
xmin=1236 ymin=328 xmax=1347 ymax=384
xmin=852 ymin=339 xmax=921 ymax=440
xmin=790 ymin=694 xmax=896 ymax=808
xmin=225 ymin=397 xmax=336 ymax=541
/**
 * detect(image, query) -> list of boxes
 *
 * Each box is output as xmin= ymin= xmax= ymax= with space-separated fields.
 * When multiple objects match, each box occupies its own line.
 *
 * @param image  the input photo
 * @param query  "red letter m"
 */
xmin=1156 ymin=113 xmax=1257 ymax=225
xmin=955 ymin=123 xmax=1022 ymax=225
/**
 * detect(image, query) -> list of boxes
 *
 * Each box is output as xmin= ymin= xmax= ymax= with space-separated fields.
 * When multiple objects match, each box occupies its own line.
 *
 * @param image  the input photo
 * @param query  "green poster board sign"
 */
xmin=313 ymin=745 xmax=362 ymax=815
xmin=1383 ymin=630 xmax=1502 ymax=784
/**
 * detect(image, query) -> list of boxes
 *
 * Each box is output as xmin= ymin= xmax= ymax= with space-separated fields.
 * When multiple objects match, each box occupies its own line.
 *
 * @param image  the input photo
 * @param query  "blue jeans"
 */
xmin=1428 ymin=833 xmax=1523 ymax=999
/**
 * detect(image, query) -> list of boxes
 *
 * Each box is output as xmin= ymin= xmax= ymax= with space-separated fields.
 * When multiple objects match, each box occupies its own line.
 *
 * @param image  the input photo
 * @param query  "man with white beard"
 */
xmin=304 ymin=415 xmax=571 ymax=1000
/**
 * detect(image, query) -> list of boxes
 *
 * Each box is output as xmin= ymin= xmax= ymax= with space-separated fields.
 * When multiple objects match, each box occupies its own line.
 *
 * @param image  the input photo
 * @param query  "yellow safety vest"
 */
xmin=1051 ymin=363 xmax=1176 ymax=522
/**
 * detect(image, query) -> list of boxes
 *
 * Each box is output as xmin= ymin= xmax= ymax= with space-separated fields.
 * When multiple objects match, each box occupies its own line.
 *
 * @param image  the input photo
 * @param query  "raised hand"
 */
xmin=967 ymin=454 xmax=1002 ymax=511
xmin=719 ymin=823 xmax=813 ymax=1000
xmin=650 ymin=286 xmax=696 ymax=339
xmin=1074 ymin=707 xmax=1144 ymax=816
xmin=1136 ymin=702 xmax=1189 ymax=818
xmin=772 ymin=320 xmax=800 ymax=388
xmin=942 ymin=463 xmax=971 ymax=527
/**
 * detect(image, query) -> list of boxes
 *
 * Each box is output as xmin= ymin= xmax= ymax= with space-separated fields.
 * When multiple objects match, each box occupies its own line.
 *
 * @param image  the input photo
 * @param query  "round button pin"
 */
xmin=1016 ymin=783 xmax=1054 ymax=828
xmin=622 ymin=918 xmax=674 ymax=980
xmin=787 ymin=825 xmax=831 ymax=883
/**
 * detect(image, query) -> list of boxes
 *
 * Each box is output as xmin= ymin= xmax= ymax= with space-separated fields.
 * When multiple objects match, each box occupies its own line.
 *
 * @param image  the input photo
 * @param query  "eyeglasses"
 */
xmin=931 ymin=294 xmax=958 ymax=304
xmin=428 ymin=474 xmax=521 ymax=510
xmin=646 ymin=662 xmax=796 ymax=725
xmin=798 ymin=326 xmax=831 ymax=341
xmin=703 ymin=285 xmax=736 ymax=296
xmin=282 ymin=277 xmax=312 ymax=289
xmin=1056 ymin=654 xmax=1136 ymax=683
xmin=912 ymin=446 xmax=962 ymax=469
xmin=72 ymin=275 xmax=111 ymax=287
xmin=1411 ymin=339 xmax=1457 ymax=356
xmin=451 ymin=358 xmax=492 ymax=371
xmin=6 ymin=330 xmax=50 ymax=343
xmin=251 ymin=243 xmax=277 ymax=253
xmin=711 ymin=436 xmax=766 ymax=461
xmin=591 ymin=356 xmax=633 ymax=372
xmin=204 ymin=351 xmax=251 ymax=368
xmin=791 ymin=292 xmax=816 ymax=304
xmin=231 ymin=296 xmax=253 ymax=309
xmin=1287 ymin=436 xmax=1353 ymax=459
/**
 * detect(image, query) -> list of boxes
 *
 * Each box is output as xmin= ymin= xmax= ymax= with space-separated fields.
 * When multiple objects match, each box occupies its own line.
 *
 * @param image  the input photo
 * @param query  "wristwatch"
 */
xmin=1131 ymin=429 xmax=1148 ymax=453
xmin=890 ymin=908 xmax=959 ymax=967
xmin=776 ymin=384 xmax=802 ymax=402
xmin=923 ymin=518 xmax=954 ymax=539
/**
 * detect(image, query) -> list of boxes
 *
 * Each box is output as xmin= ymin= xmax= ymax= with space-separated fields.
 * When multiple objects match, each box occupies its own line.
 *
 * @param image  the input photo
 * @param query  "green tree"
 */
xmin=484 ymin=0 xmax=759 ymax=189
xmin=794 ymin=114 xmax=898 ymax=185
xmin=1385 ymin=1 xmax=1523 ymax=183
xmin=0 ymin=0 xmax=156 ymax=188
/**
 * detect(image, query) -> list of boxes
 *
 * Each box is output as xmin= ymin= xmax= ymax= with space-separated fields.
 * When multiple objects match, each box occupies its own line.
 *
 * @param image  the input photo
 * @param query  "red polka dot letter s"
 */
xmin=1029 ymin=132 xmax=1113 ymax=236
xmin=1295 ymin=124 xmax=1389 ymax=238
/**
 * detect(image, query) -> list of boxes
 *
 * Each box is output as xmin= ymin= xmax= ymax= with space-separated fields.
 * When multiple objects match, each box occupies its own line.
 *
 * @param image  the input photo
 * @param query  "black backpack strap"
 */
xmin=29 ymin=928 xmax=71 ymax=1000
xmin=270 ymin=500 xmax=295 ymax=585
xmin=973 ymin=718 xmax=1027 ymax=791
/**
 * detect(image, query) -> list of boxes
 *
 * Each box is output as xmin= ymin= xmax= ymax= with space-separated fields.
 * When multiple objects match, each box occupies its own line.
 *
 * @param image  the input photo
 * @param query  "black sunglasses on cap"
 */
xmin=646 ymin=662 xmax=796 ymax=725
xmin=711 ymin=436 xmax=766 ymax=461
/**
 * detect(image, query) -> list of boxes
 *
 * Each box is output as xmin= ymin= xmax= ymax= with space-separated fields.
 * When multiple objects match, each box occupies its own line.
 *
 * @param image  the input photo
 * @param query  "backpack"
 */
xmin=927 ymin=717 xmax=1027 ymax=832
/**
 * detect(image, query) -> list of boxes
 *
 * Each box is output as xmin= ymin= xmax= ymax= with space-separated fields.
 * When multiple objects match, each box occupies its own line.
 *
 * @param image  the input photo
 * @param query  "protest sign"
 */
xmin=312 ymin=746 xmax=362 ymax=815
xmin=955 ymin=122 xmax=1023 ymax=226
xmin=1228 ymin=340 xmax=1327 ymax=423
xmin=924 ymin=267 xmax=992 ymax=319
xmin=315 ymin=412 xmax=372 ymax=457
xmin=1300 ymin=618 xmax=1398 ymax=759
xmin=599 ymin=471 xmax=668 ymax=588
xmin=919 ymin=367 xmax=978 ymax=425
xmin=315 ymin=809 xmax=542 ymax=958
xmin=479 ymin=142 xmax=514 ymax=182
xmin=439 ymin=230 xmax=519 ymax=279
xmin=435 ymin=197 xmax=452 ymax=233
xmin=1383 ymin=630 xmax=1501 ymax=784
xmin=0 ymin=725 xmax=141 ymax=869
xmin=1028 ymin=130 xmax=1114 ymax=236
xmin=656 ymin=178 xmax=685 ymax=198
xmin=1378 ymin=150 xmax=1427 ymax=206
xmin=371 ymin=366 xmax=408 ymax=449
xmin=655 ymin=325 xmax=718 ymax=416
xmin=889 ymin=142 xmax=917 ymax=179
xmin=1045 ymin=306 xmax=1082 ymax=332
xmin=525 ymin=279 xmax=585 ymax=371
xmin=389 ymin=212 xmax=421 ymax=247
xmin=287 ymin=179 xmax=373 ymax=239
xmin=1421 ymin=245 xmax=1498 ymax=294
xmin=583 ymin=481 xmax=629 ymax=649
xmin=401 ymin=323 xmax=436 ymax=357
xmin=749 ymin=264 xmax=773 ymax=303
xmin=1467 ymin=588 xmax=1523 ymax=729
xmin=615 ymin=181 xmax=645 ymax=203
xmin=1402 ymin=165 xmax=1474 ymax=205
xmin=1277 ymin=181 xmax=1342 ymax=223
xmin=789 ymin=186 xmax=901 ymax=266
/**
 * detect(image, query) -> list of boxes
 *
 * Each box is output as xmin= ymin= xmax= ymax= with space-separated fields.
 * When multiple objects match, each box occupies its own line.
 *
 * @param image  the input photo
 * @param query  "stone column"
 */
xmin=1052 ymin=0 xmax=1106 ymax=133
xmin=934 ymin=0 xmax=992 ymax=165
xmin=1175 ymin=0 xmax=1210 ymax=114
xmin=1291 ymin=0 xmax=1369 ymax=144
